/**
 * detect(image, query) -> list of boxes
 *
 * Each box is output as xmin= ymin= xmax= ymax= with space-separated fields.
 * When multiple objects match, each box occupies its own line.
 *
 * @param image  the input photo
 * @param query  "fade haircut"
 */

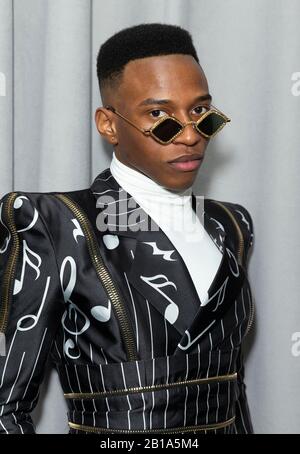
xmin=96 ymin=23 xmax=200 ymax=96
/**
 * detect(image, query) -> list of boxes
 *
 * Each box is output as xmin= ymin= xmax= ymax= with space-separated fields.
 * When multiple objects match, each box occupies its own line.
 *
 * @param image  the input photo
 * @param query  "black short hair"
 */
xmin=97 ymin=23 xmax=199 ymax=94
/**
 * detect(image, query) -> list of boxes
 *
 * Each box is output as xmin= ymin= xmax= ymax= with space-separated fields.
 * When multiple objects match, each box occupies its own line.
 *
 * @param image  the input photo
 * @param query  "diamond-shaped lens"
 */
xmin=152 ymin=118 xmax=182 ymax=142
xmin=196 ymin=112 xmax=226 ymax=136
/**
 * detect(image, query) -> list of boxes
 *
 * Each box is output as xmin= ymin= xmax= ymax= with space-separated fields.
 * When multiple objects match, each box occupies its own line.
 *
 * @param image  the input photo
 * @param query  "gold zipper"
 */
xmin=53 ymin=194 xmax=138 ymax=362
xmin=210 ymin=200 xmax=254 ymax=335
xmin=0 ymin=192 xmax=20 ymax=334
xmin=244 ymin=288 xmax=255 ymax=336
xmin=64 ymin=371 xmax=237 ymax=400
xmin=210 ymin=200 xmax=244 ymax=266
xmin=68 ymin=416 xmax=236 ymax=434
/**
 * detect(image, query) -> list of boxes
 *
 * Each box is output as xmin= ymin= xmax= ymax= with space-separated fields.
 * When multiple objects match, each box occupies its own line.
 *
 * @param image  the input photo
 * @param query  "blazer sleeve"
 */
xmin=234 ymin=346 xmax=254 ymax=433
xmin=233 ymin=203 xmax=254 ymax=433
xmin=0 ymin=192 xmax=64 ymax=434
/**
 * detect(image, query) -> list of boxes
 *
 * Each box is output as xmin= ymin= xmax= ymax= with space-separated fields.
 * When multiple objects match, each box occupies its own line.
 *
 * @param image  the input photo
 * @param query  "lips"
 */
xmin=168 ymin=153 xmax=203 ymax=163
xmin=167 ymin=153 xmax=203 ymax=172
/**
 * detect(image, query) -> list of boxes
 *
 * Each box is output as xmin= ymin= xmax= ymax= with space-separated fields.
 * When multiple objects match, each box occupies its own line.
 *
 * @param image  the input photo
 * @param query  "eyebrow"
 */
xmin=137 ymin=94 xmax=212 ymax=107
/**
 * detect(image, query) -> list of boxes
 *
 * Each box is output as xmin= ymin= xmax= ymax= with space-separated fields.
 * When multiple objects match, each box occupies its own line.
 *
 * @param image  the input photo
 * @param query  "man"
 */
xmin=0 ymin=23 xmax=254 ymax=434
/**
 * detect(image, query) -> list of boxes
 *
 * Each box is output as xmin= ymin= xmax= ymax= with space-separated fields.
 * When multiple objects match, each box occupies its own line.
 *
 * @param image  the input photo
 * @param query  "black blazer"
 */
xmin=0 ymin=167 xmax=254 ymax=434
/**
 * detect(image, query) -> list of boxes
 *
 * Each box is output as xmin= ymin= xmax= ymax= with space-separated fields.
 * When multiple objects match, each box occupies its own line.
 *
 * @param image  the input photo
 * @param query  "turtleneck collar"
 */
xmin=109 ymin=151 xmax=193 ymax=206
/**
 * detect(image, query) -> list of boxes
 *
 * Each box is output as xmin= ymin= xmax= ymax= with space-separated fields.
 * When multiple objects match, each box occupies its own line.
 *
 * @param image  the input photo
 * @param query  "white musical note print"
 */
xmin=0 ymin=196 xmax=39 ymax=254
xmin=60 ymin=256 xmax=77 ymax=303
xmin=102 ymin=234 xmax=120 ymax=250
xmin=249 ymin=233 xmax=254 ymax=247
xmin=71 ymin=219 xmax=84 ymax=243
xmin=91 ymin=300 xmax=111 ymax=322
xmin=226 ymin=247 xmax=239 ymax=277
xmin=140 ymin=274 xmax=179 ymax=324
xmin=210 ymin=217 xmax=225 ymax=234
xmin=64 ymin=339 xmax=80 ymax=360
xmin=61 ymin=303 xmax=91 ymax=336
xmin=177 ymin=320 xmax=216 ymax=351
xmin=17 ymin=276 xmax=51 ymax=331
xmin=142 ymin=242 xmax=177 ymax=261
xmin=14 ymin=240 xmax=42 ymax=295
xmin=60 ymin=256 xmax=90 ymax=359
xmin=208 ymin=217 xmax=225 ymax=252
xmin=14 ymin=196 xmax=39 ymax=233
xmin=210 ymin=277 xmax=229 ymax=312
xmin=235 ymin=209 xmax=250 ymax=230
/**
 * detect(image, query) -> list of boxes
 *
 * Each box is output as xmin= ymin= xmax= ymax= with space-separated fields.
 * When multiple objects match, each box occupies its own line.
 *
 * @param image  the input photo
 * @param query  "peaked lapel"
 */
xmin=90 ymin=168 xmax=245 ymax=341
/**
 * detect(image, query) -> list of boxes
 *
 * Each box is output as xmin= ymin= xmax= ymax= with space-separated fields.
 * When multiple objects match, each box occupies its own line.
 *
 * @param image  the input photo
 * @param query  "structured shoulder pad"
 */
xmin=205 ymin=198 xmax=254 ymax=268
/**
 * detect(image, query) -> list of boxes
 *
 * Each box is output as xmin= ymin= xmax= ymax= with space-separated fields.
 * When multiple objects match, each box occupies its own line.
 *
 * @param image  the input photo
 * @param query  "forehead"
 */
xmin=119 ymin=54 xmax=209 ymax=106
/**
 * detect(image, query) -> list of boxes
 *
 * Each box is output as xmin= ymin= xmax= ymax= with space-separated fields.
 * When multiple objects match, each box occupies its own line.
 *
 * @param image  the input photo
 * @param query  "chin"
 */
xmin=164 ymin=178 xmax=195 ymax=192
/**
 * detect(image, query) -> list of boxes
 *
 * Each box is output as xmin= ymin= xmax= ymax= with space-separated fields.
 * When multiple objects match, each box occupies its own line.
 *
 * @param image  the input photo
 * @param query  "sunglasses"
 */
xmin=105 ymin=104 xmax=231 ymax=145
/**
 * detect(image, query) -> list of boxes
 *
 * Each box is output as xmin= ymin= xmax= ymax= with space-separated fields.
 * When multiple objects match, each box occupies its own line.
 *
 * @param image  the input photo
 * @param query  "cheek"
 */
xmin=117 ymin=124 xmax=162 ymax=161
xmin=117 ymin=122 xmax=143 ymax=147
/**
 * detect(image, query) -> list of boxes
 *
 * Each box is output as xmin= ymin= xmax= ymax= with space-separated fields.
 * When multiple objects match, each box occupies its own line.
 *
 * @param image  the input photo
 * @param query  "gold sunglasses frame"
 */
xmin=105 ymin=104 xmax=231 ymax=145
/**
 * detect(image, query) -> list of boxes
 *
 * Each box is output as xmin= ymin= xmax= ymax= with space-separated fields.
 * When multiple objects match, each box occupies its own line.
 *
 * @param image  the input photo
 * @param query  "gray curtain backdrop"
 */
xmin=0 ymin=0 xmax=299 ymax=434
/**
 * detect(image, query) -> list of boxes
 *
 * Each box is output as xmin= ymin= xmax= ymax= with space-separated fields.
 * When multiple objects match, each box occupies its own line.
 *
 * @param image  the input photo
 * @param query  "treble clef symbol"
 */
xmin=60 ymin=256 xmax=90 ymax=358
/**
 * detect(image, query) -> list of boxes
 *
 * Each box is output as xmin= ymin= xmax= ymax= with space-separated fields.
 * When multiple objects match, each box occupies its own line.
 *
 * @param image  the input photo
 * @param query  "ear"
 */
xmin=94 ymin=107 xmax=118 ymax=145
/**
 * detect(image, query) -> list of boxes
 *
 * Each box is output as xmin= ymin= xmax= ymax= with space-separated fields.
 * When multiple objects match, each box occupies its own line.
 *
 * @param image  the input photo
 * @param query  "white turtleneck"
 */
xmin=110 ymin=151 xmax=222 ymax=306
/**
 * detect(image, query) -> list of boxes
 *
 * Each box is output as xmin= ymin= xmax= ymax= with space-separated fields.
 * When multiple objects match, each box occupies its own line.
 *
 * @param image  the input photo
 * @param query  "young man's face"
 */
xmin=96 ymin=54 xmax=212 ymax=191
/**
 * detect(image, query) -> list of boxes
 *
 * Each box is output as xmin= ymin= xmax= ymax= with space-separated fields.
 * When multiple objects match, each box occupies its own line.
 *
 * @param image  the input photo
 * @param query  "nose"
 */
xmin=172 ymin=120 xmax=202 ymax=146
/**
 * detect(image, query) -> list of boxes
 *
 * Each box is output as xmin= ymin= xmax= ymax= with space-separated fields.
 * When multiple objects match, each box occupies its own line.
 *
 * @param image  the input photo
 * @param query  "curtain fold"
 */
xmin=0 ymin=0 xmax=13 ymax=193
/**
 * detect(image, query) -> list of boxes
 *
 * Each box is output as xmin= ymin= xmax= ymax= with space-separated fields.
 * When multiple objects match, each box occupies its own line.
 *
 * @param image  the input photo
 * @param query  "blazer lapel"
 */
xmin=173 ymin=199 xmax=246 ymax=354
xmin=90 ymin=168 xmax=244 ymax=341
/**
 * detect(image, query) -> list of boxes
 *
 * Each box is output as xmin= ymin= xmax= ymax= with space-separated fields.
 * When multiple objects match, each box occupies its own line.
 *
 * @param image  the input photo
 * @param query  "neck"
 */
xmin=110 ymin=151 xmax=192 ymax=205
